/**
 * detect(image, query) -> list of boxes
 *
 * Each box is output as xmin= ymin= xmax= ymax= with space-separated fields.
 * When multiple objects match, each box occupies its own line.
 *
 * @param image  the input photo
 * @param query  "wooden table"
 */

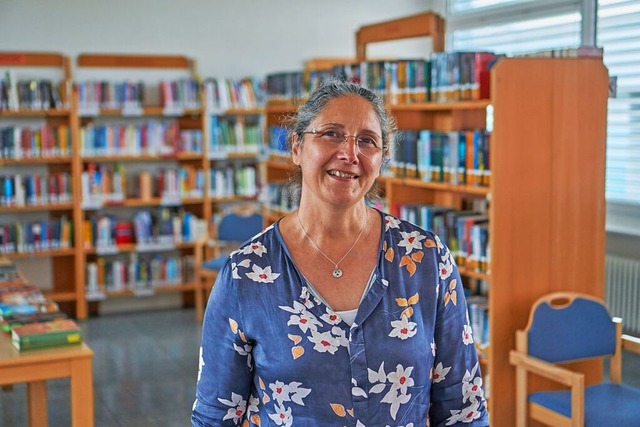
xmin=0 ymin=332 xmax=94 ymax=427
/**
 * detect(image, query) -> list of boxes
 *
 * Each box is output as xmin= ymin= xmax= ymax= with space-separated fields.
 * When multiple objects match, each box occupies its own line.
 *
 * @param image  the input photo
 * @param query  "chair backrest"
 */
xmin=217 ymin=211 xmax=263 ymax=243
xmin=526 ymin=292 xmax=616 ymax=363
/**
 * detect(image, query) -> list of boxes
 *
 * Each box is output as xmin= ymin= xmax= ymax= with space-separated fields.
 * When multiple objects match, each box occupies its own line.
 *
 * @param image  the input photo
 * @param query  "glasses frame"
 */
xmin=301 ymin=128 xmax=383 ymax=157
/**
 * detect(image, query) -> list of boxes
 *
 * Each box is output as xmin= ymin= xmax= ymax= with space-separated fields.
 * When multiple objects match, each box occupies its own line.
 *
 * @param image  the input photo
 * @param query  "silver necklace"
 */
xmin=296 ymin=210 xmax=367 ymax=279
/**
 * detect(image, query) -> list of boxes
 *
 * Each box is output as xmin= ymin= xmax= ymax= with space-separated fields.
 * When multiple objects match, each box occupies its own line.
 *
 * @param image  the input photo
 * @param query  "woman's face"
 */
xmin=292 ymin=95 xmax=384 ymax=208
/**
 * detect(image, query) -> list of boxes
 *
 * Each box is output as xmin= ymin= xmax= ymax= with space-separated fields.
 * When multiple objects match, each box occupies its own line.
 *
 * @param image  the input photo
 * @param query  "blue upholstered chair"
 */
xmin=194 ymin=209 xmax=263 ymax=312
xmin=509 ymin=292 xmax=640 ymax=427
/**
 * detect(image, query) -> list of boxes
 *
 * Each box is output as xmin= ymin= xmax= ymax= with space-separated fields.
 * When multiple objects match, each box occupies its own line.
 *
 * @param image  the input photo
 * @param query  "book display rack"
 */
xmin=262 ymin=12 xmax=608 ymax=426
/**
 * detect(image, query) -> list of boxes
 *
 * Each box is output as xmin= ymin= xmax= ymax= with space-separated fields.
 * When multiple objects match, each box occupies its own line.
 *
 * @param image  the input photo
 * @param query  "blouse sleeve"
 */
xmin=429 ymin=242 xmax=489 ymax=426
xmin=192 ymin=259 xmax=254 ymax=426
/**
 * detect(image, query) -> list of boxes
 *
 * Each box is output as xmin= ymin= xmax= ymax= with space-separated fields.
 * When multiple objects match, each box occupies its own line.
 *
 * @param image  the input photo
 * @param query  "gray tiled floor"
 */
xmin=0 ymin=308 xmax=202 ymax=427
xmin=1 ymin=308 xmax=639 ymax=426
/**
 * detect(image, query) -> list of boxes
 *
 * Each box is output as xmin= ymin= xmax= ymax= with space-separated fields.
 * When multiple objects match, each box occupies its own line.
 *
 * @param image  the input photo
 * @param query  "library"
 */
xmin=1 ymin=0 xmax=639 ymax=426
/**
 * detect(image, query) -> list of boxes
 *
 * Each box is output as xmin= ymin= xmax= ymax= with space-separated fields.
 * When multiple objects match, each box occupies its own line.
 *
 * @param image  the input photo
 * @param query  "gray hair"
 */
xmin=284 ymin=79 xmax=397 ymax=204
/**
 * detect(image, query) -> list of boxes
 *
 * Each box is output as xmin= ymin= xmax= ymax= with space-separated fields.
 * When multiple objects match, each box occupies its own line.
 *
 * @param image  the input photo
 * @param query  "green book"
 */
xmin=11 ymin=319 xmax=82 ymax=351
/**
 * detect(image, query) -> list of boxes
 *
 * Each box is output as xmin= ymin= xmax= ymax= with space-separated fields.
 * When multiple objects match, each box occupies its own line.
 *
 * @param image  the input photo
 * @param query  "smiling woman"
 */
xmin=192 ymin=80 xmax=489 ymax=427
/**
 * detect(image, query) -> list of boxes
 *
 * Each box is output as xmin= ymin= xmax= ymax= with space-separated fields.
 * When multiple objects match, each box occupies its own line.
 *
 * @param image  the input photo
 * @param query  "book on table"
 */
xmin=11 ymin=318 xmax=82 ymax=351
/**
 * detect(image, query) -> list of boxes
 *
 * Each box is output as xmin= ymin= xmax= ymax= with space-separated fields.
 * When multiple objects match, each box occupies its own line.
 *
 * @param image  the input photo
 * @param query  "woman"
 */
xmin=192 ymin=80 xmax=489 ymax=426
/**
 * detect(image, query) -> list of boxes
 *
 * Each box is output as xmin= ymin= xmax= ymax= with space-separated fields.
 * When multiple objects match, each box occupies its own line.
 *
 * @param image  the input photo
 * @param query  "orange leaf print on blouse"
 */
xmin=408 ymin=292 xmax=419 ymax=305
xmin=288 ymin=334 xmax=302 ymax=345
xmin=401 ymin=307 xmax=414 ymax=319
xmin=229 ymin=318 xmax=238 ymax=334
xmin=330 ymin=403 xmax=347 ymax=417
xmin=385 ymin=247 xmax=395 ymax=262
xmin=250 ymin=414 xmax=261 ymax=425
xmin=411 ymin=251 xmax=424 ymax=263
xmin=444 ymin=279 xmax=458 ymax=306
xmin=259 ymin=377 xmax=266 ymax=390
xmin=243 ymin=420 xmax=249 ymax=427
xmin=400 ymin=255 xmax=417 ymax=276
xmin=396 ymin=297 xmax=409 ymax=307
xmin=425 ymin=239 xmax=437 ymax=248
xmin=347 ymin=408 xmax=354 ymax=417
xmin=292 ymin=346 xmax=305 ymax=359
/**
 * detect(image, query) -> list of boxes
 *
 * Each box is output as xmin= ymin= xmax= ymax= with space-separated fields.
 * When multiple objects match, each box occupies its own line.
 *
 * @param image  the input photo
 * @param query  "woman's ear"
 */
xmin=291 ymin=133 xmax=301 ymax=166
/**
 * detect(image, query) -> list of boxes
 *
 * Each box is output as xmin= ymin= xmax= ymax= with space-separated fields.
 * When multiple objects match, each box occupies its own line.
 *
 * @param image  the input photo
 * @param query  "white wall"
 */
xmin=0 ymin=0 xmax=435 ymax=78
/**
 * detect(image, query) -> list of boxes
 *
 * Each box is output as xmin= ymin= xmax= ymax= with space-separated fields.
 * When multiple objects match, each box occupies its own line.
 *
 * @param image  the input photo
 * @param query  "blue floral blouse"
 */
xmin=192 ymin=211 xmax=489 ymax=426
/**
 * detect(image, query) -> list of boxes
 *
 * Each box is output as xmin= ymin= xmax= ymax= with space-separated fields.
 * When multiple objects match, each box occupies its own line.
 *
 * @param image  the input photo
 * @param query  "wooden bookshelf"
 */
xmin=0 ymin=51 xmax=85 ymax=318
xmin=75 ymin=53 xmax=206 ymax=319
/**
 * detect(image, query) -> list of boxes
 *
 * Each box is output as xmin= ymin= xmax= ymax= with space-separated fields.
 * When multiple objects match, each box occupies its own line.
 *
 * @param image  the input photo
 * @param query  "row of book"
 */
xmin=391 ymin=129 xmax=491 ymax=187
xmin=77 ymin=78 xmax=202 ymax=112
xmin=209 ymin=165 xmax=258 ymax=199
xmin=267 ymin=125 xmax=288 ymax=155
xmin=0 ymin=125 xmax=72 ymax=159
xmin=265 ymin=183 xmax=299 ymax=214
xmin=86 ymin=253 xmax=195 ymax=298
xmin=0 ymin=257 xmax=83 ymax=351
xmin=0 ymin=172 xmax=72 ymax=207
xmin=394 ymin=203 xmax=490 ymax=274
xmin=80 ymin=121 xmax=203 ymax=156
xmin=81 ymin=164 xmax=205 ymax=207
xmin=467 ymin=295 xmax=489 ymax=347
xmin=210 ymin=116 xmax=262 ymax=155
xmin=0 ymin=73 xmax=66 ymax=111
xmin=204 ymin=77 xmax=265 ymax=111
xmin=83 ymin=209 xmax=206 ymax=248
xmin=265 ymin=51 xmax=498 ymax=104
xmin=0 ymin=217 xmax=73 ymax=254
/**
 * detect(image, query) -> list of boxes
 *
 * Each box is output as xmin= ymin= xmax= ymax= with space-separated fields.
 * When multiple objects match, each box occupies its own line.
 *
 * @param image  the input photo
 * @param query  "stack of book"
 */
xmin=0 ymin=258 xmax=83 ymax=351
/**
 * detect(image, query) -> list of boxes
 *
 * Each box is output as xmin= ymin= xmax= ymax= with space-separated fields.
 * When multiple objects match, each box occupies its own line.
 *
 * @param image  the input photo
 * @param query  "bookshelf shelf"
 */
xmin=385 ymin=177 xmax=490 ymax=196
xmin=43 ymin=291 xmax=78 ymax=302
xmin=0 ymin=109 xmax=71 ymax=117
xmin=0 ymin=204 xmax=74 ymax=213
xmin=3 ymin=248 xmax=76 ymax=259
xmin=0 ymin=157 xmax=73 ymax=165
xmin=389 ymin=100 xmax=490 ymax=112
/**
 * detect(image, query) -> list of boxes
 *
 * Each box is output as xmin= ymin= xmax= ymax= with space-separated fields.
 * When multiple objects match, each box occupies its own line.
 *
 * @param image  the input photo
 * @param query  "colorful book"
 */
xmin=11 ymin=318 xmax=82 ymax=351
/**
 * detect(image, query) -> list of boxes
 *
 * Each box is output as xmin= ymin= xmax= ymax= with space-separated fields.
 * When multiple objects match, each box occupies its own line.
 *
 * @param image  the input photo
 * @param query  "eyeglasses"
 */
xmin=302 ymin=128 xmax=383 ymax=157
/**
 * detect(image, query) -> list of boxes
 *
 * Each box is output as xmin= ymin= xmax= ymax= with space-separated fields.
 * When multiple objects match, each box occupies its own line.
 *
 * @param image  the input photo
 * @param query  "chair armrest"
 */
xmin=622 ymin=334 xmax=640 ymax=354
xmin=509 ymin=350 xmax=583 ymax=387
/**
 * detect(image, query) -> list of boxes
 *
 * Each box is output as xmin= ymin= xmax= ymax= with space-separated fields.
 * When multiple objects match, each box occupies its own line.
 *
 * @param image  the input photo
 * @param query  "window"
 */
xmin=446 ymin=0 xmax=640 ymax=235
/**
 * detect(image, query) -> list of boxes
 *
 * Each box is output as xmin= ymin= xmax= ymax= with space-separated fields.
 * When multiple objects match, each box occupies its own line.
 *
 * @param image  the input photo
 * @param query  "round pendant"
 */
xmin=332 ymin=268 xmax=343 ymax=278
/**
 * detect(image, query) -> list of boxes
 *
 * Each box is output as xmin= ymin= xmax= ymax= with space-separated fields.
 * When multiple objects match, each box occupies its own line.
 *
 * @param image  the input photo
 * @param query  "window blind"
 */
xmin=447 ymin=0 xmax=640 ymax=234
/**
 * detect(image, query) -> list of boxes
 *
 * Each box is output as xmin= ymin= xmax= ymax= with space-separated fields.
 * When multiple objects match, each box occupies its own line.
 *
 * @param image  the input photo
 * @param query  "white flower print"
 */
xmin=381 ymin=388 xmax=411 ymax=420
xmin=279 ymin=300 xmax=307 ymax=315
xmin=245 ymin=264 xmax=280 ymax=283
xmin=389 ymin=315 xmax=418 ymax=340
xmin=445 ymin=399 xmax=482 ymax=425
xmin=439 ymin=259 xmax=453 ymax=280
xmin=268 ymin=403 xmax=293 ymax=427
xmin=321 ymin=308 xmax=342 ymax=325
xmin=218 ymin=392 xmax=247 ymax=424
xmin=240 ymin=241 xmax=267 ymax=257
xmin=462 ymin=324 xmax=474 ymax=345
xmin=352 ymin=378 xmax=368 ymax=398
xmin=368 ymin=362 xmax=387 ymax=394
xmin=246 ymin=394 xmax=259 ymax=416
xmin=270 ymin=381 xmax=291 ymax=405
xmin=286 ymin=310 xmax=322 ymax=333
xmin=233 ymin=342 xmax=253 ymax=369
xmin=386 ymin=424 xmax=414 ymax=427
xmin=387 ymin=364 xmax=414 ymax=395
xmin=432 ymin=362 xmax=451 ymax=383
xmin=308 ymin=329 xmax=340 ymax=354
xmin=385 ymin=215 xmax=401 ymax=231
xmin=197 ymin=346 xmax=204 ymax=382
xmin=287 ymin=381 xmax=311 ymax=405
xmin=431 ymin=341 xmax=437 ymax=356
xmin=231 ymin=258 xmax=251 ymax=279
xmin=463 ymin=377 xmax=484 ymax=403
xmin=435 ymin=234 xmax=445 ymax=250
xmin=331 ymin=326 xmax=349 ymax=348
xmin=397 ymin=230 xmax=426 ymax=255
xmin=299 ymin=286 xmax=318 ymax=309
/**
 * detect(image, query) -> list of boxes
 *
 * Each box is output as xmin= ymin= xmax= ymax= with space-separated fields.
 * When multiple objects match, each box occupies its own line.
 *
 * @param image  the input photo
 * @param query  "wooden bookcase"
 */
xmin=0 ymin=52 xmax=85 ymax=318
xmin=75 ymin=53 xmax=207 ymax=319
xmin=262 ymin=12 xmax=608 ymax=426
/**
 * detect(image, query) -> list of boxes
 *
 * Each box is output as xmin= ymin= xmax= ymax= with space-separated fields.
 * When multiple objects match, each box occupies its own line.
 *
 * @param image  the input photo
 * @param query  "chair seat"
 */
xmin=202 ymin=256 xmax=228 ymax=271
xmin=529 ymin=382 xmax=640 ymax=426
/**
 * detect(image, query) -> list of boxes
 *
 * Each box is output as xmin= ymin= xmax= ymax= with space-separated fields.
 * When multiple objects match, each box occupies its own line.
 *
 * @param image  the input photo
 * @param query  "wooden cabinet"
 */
xmin=0 ymin=52 xmax=85 ymax=317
